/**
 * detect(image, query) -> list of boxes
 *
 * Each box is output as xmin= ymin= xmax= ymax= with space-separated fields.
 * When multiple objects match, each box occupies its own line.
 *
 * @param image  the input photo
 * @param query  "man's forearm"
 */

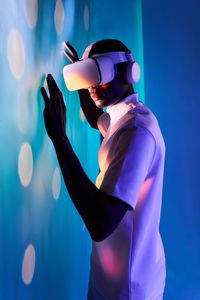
xmin=51 ymin=135 xmax=125 ymax=241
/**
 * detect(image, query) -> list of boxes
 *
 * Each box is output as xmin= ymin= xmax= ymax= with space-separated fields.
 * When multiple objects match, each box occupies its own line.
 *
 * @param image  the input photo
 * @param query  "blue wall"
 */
xmin=0 ymin=0 xmax=144 ymax=299
xmin=0 ymin=0 xmax=93 ymax=299
xmin=142 ymin=0 xmax=200 ymax=298
xmin=91 ymin=0 xmax=145 ymax=103
xmin=3 ymin=0 xmax=198 ymax=298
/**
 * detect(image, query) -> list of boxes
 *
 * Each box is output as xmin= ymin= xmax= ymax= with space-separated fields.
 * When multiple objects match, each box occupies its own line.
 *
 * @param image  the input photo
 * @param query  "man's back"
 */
xmin=88 ymin=93 xmax=166 ymax=300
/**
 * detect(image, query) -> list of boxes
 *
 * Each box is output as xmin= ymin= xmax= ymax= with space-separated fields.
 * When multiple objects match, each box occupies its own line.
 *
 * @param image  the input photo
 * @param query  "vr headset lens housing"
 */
xmin=63 ymin=51 xmax=140 ymax=91
xmin=63 ymin=56 xmax=115 ymax=91
xmin=63 ymin=58 xmax=99 ymax=91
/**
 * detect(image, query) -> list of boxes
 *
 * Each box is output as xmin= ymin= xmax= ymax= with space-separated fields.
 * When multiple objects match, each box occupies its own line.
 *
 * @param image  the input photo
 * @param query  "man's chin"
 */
xmin=94 ymin=99 xmax=106 ymax=108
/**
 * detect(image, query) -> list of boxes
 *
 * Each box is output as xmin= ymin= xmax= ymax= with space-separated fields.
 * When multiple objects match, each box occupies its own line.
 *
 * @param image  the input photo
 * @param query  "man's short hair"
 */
xmin=87 ymin=39 xmax=130 ymax=57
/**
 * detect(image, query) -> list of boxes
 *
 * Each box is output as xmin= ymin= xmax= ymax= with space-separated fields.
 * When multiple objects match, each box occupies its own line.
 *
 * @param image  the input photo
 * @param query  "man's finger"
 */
xmin=64 ymin=41 xmax=78 ymax=58
xmin=59 ymin=92 xmax=66 ymax=111
xmin=64 ymin=41 xmax=74 ymax=55
xmin=48 ymin=74 xmax=60 ymax=93
xmin=41 ymin=87 xmax=49 ymax=109
xmin=47 ymin=74 xmax=56 ymax=99
xmin=64 ymin=50 xmax=76 ymax=63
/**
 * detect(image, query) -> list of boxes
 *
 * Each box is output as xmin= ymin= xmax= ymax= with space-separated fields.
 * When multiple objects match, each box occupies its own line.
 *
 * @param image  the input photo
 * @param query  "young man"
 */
xmin=41 ymin=39 xmax=166 ymax=300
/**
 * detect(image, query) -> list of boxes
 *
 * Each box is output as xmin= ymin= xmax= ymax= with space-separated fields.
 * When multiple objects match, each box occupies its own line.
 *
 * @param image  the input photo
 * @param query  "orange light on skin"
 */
xmin=136 ymin=177 xmax=153 ymax=207
xmin=99 ymin=245 xmax=126 ymax=280
xmin=96 ymin=148 xmax=111 ymax=188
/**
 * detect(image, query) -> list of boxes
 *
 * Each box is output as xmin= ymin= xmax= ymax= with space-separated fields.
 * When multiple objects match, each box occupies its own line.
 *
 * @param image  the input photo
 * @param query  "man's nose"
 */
xmin=90 ymin=84 xmax=101 ymax=90
xmin=89 ymin=87 xmax=96 ymax=93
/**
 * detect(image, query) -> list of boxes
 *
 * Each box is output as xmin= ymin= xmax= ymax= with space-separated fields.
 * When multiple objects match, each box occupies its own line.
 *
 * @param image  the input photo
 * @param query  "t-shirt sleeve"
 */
xmin=99 ymin=126 xmax=156 ymax=210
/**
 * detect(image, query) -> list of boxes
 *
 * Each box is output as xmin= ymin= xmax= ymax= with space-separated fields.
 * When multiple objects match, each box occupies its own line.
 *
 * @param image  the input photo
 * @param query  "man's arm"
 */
xmin=41 ymin=73 xmax=130 ymax=242
xmin=52 ymin=135 xmax=131 ymax=242
xmin=78 ymin=89 xmax=104 ymax=129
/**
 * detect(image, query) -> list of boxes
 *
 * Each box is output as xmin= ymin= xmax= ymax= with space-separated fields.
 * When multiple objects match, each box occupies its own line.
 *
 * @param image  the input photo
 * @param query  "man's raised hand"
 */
xmin=64 ymin=41 xmax=79 ymax=64
xmin=41 ymin=74 xmax=67 ymax=141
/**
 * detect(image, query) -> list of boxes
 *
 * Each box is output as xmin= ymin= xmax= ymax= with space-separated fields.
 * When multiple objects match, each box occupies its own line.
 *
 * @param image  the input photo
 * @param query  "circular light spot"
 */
xmin=22 ymin=244 xmax=36 ymax=285
xmin=54 ymin=0 xmax=64 ymax=35
xmin=18 ymin=142 xmax=33 ymax=187
xmin=52 ymin=166 xmax=61 ymax=200
xmin=84 ymin=5 xmax=89 ymax=31
xmin=99 ymin=246 xmax=125 ymax=280
xmin=7 ymin=28 xmax=25 ymax=79
xmin=80 ymin=108 xmax=86 ymax=122
xmin=23 ymin=0 xmax=38 ymax=29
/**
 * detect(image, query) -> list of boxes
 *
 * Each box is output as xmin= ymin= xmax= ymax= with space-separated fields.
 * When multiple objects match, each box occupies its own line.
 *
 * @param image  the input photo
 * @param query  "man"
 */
xmin=41 ymin=39 xmax=166 ymax=300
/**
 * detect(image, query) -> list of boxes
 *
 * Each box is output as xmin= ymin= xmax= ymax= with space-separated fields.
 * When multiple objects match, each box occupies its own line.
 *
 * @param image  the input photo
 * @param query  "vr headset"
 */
xmin=63 ymin=51 xmax=140 ymax=91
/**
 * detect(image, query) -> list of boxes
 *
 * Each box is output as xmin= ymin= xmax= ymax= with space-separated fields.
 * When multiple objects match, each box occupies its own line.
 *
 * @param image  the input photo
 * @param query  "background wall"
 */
xmin=0 ymin=0 xmax=144 ymax=299
xmin=0 ymin=0 xmax=93 ymax=299
xmin=91 ymin=0 xmax=145 ymax=103
xmin=2 ymin=0 xmax=199 ymax=299
xmin=142 ymin=0 xmax=200 ymax=299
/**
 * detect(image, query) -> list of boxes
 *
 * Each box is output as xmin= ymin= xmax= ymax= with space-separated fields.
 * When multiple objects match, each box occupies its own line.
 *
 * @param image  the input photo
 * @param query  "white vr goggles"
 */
xmin=63 ymin=51 xmax=140 ymax=91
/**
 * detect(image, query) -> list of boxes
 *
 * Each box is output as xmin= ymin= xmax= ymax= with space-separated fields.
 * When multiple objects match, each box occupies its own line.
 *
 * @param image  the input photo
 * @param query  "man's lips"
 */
xmin=91 ymin=93 xmax=104 ymax=99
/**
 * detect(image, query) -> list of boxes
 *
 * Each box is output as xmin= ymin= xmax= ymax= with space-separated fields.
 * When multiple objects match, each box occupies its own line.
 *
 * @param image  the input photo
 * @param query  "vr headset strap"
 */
xmin=92 ymin=51 xmax=134 ymax=64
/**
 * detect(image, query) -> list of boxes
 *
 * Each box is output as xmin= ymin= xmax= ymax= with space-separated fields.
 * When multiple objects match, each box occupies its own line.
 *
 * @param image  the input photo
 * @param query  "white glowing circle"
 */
xmin=80 ymin=108 xmax=86 ymax=122
xmin=84 ymin=5 xmax=89 ymax=31
xmin=18 ymin=142 xmax=33 ymax=187
xmin=132 ymin=62 xmax=141 ymax=83
xmin=7 ymin=28 xmax=25 ymax=79
xmin=52 ymin=167 xmax=61 ymax=200
xmin=54 ymin=0 xmax=64 ymax=35
xmin=22 ymin=244 xmax=36 ymax=285
xmin=23 ymin=0 xmax=38 ymax=29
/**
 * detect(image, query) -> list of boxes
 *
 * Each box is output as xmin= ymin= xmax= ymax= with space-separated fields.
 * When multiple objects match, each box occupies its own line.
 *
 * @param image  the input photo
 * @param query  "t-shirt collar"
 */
xmin=106 ymin=93 xmax=139 ymax=125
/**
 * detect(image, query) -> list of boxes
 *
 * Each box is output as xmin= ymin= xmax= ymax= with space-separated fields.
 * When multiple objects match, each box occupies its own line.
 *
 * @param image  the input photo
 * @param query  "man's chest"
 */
xmin=98 ymin=116 xmax=135 ymax=177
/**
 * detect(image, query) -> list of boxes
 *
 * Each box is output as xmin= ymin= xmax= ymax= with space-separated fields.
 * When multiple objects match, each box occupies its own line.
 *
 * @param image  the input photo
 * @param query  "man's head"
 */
xmin=82 ymin=39 xmax=135 ymax=108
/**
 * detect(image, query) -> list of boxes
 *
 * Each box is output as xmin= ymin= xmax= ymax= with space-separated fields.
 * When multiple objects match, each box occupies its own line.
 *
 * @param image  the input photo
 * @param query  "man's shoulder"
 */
xmin=117 ymin=104 xmax=165 ymax=150
xmin=129 ymin=104 xmax=165 ymax=152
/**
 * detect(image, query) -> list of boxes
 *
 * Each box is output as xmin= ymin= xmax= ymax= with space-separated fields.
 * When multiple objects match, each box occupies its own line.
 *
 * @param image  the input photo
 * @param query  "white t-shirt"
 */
xmin=87 ymin=93 xmax=166 ymax=300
